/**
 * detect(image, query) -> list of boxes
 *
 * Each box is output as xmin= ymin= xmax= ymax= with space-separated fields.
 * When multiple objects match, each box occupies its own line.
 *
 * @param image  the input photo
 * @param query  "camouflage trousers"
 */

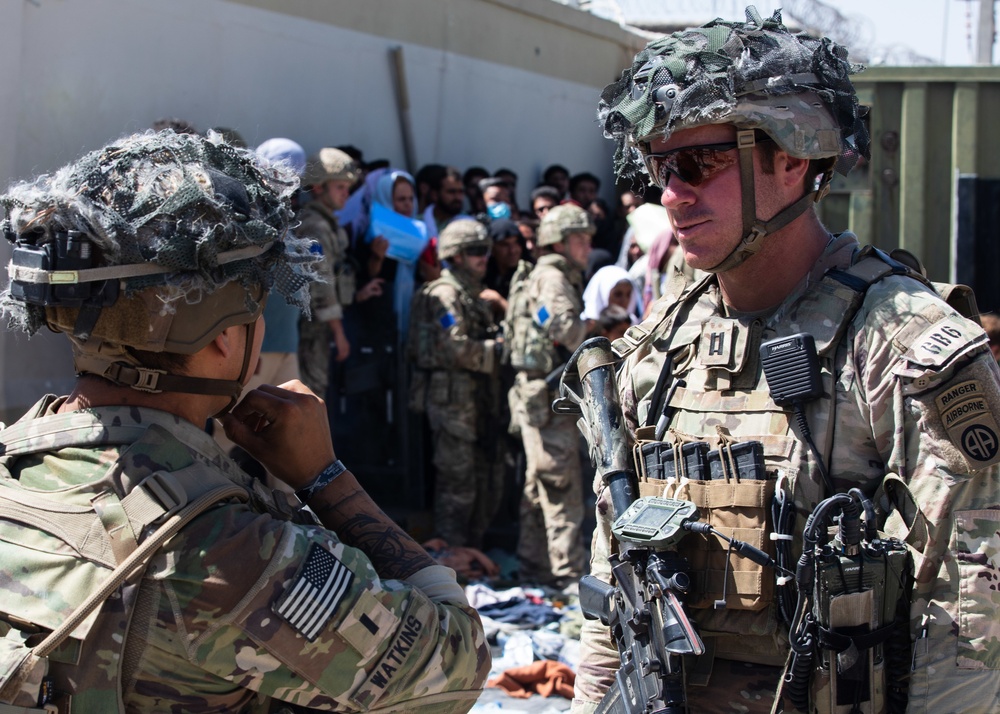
xmin=427 ymin=401 xmax=504 ymax=549
xmin=512 ymin=374 xmax=586 ymax=585
xmin=298 ymin=321 xmax=332 ymax=399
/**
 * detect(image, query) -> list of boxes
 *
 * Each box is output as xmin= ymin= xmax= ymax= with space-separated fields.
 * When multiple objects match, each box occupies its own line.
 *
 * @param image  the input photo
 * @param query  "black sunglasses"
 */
xmin=463 ymin=245 xmax=490 ymax=257
xmin=643 ymin=137 xmax=769 ymax=188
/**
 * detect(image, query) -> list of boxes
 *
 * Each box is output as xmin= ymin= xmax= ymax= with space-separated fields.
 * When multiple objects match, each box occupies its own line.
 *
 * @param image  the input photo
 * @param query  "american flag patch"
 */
xmin=274 ymin=544 xmax=353 ymax=641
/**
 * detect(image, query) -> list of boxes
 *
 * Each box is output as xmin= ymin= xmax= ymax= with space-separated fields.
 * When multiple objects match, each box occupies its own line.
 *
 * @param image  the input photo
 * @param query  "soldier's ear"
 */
xmin=775 ymin=151 xmax=810 ymax=192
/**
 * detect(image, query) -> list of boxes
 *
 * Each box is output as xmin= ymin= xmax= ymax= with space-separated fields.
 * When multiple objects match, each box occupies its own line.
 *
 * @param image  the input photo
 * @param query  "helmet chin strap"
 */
xmin=705 ymin=130 xmax=827 ymax=274
xmin=72 ymin=320 xmax=258 ymax=419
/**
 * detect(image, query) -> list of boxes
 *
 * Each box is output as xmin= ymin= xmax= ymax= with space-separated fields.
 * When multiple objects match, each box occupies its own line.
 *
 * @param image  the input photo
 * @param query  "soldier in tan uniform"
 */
xmin=573 ymin=9 xmax=1000 ymax=714
xmin=298 ymin=147 xmax=357 ymax=397
xmin=408 ymin=219 xmax=504 ymax=549
xmin=0 ymin=131 xmax=489 ymax=713
xmin=506 ymin=204 xmax=595 ymax=588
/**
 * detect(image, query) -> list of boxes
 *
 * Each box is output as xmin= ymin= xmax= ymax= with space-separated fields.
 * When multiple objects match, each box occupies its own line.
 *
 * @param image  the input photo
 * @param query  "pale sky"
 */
xmin=600 ymin=0 xmax=999 ymax=66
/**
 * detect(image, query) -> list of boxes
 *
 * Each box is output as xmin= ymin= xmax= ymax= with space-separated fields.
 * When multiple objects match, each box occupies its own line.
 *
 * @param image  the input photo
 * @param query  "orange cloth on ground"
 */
xmin=487 ymin=660 xmax=576 ymax=699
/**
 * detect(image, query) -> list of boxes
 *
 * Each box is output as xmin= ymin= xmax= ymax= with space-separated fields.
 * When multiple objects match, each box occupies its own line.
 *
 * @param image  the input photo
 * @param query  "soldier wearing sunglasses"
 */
xmin=408 ymin=220 xmax=505 ymax=550
xmin=573 ymin=7 xmax=1000 ymax=714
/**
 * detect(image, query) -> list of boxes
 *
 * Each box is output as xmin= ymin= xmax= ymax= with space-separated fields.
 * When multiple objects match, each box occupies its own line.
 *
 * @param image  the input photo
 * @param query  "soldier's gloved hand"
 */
xmin=221 ymin=380 xmax=337 ymax=490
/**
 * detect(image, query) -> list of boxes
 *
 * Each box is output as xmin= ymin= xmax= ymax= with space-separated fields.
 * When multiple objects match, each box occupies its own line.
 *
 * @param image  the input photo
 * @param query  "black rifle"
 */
xmin=555 ymin=337 xmax=705 ymax=714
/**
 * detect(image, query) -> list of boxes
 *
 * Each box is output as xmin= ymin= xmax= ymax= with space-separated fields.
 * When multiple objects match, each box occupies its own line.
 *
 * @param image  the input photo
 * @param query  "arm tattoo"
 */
xmin=312 ymin=492 xmax=435 ymax=579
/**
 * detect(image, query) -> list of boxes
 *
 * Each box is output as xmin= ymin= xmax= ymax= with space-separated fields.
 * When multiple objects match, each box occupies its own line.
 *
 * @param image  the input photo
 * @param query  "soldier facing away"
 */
xmin=408 ymin=219 xmax=505 ymax=549
xmin=505 ymin=203 xmax=596 ymax=588
xmin=573 ymin=7 xmax=1000 ymax=714
xmin=0 ymin=131 xmax=489 ymax=713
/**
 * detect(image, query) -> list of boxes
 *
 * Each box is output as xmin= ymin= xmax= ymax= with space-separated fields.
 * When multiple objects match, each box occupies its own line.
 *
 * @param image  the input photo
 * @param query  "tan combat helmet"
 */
xmin=537 ymin=204 xmax=596 ymax=247
xmin=438 ymin=219 xmax=489 ymax=259
xmin=599 ymin=6 xmax=870 ymax=272
xmin=302 ymin=147 xmax=359 ymax=188
xmin=1 ymin=130 xmax=320 ymax=413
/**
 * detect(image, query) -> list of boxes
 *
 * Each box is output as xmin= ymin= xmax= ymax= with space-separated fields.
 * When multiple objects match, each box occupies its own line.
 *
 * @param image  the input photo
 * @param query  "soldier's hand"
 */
xmin=222 ymin=380 xmax=336 ymax=489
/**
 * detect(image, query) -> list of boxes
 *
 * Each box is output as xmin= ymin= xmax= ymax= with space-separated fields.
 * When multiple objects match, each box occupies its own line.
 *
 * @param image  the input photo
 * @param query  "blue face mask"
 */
xmin=487 ymin=202 xmax=512 ymax=220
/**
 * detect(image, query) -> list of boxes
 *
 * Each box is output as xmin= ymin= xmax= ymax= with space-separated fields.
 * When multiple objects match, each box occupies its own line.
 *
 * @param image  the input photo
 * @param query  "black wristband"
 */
xmin=295 ymin=460 xmax=347 ymax=504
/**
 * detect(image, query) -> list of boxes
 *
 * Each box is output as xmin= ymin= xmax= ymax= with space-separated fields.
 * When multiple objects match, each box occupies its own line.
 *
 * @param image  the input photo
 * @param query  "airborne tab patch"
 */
xmin=274 ymin=543 xmax=353 ymax=641
xmin=935 ymin=380 xmax=1000 ymax=468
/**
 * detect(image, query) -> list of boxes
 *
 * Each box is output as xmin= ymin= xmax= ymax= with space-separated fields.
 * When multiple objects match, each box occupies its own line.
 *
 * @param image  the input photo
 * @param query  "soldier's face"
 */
xmin=653 ymin=124 xmax=753 ymax=271
xmin=563 ymin=232 xmax=592 ymax=270
xmin=454 ymin=250 xmax=489 ymax=279
xmin=317 ymin=180 xmax=352 ymax=211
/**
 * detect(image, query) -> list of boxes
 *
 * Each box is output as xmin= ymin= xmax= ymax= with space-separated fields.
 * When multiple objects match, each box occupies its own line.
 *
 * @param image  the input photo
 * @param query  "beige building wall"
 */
xmin=0 ymin=0 xmax=645 ymax=420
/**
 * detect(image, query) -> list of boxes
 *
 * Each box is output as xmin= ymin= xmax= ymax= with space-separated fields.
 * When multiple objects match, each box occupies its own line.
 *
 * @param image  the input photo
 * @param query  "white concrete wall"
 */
xmin=0 ymin=0 xmax=642 ymax=418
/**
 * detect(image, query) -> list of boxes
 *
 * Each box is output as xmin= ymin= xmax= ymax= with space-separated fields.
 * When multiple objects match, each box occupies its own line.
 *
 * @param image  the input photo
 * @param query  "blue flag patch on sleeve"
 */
xmin=274 ymin=543 xmax=353 ymax=641
xmin=535 ymin=305 xmax=551 ymax=327
xmin=440 ymin=312 xmax=456 ymax=329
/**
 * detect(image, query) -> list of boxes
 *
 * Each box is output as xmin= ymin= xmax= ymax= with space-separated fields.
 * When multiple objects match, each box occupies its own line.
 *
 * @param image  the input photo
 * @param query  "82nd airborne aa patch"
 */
xmin=935 ymin=380 xmax=1000 ymax=468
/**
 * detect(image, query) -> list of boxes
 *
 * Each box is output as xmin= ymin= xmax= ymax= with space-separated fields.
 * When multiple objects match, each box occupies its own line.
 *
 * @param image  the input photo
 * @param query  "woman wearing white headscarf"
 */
xmin=582 ymin=265 xmax=639 ymax=324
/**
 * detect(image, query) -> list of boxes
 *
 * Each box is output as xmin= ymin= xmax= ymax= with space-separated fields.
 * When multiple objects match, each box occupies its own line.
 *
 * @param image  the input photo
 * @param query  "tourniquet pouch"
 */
xmin=634 ymin=430 xmax=775 ymax=611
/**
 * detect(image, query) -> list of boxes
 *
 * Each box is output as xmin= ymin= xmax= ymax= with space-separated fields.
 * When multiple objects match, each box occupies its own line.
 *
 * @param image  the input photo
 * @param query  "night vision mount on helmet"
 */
xmin=1 ymin=131 xmax=320 ymax=412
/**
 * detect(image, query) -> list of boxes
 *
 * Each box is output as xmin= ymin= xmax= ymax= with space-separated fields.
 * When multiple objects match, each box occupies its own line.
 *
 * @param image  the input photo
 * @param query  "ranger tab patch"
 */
xmin=274 ymin=543 xmax=353 ymax=641
xmin=935 ymin=380 xmax=1000 ymax=468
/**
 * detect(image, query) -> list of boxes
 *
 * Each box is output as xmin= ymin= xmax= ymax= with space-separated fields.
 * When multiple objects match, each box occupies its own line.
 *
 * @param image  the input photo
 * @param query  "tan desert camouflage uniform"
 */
xmin=408 ymin=266 xmax=503 ymax=548
xmin=572 ymin=234 xmax=1000 ymax=713
xmin=297 ymin=201 xmax=355 ymax=397
xmin=508 ymin=253 xmax=590 ymax=585
xmin=0 ymin=397 xmax=489 ymax=713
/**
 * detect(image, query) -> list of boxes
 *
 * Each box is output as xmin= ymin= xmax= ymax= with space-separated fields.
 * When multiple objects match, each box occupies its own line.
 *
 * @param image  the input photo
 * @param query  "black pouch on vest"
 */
xmin=708 ymin=440 xmax=768 ymax=481
xmin=638 ymin=440 xmax=710 ymax=482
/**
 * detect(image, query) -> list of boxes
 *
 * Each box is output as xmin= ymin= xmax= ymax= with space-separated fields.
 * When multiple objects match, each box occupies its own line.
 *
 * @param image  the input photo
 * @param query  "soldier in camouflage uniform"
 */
xmin=298 ymin=147 xmax=358 ymax=398
xmin=573 ymin=9 xmax=1000 ymax=714
xmin=506 ymin=204 xmax=595 ymax=587
xmin=408 ymin=219 xmax=504 ymax=549
xmin=0 ymin=131 xmax=489 ymax=713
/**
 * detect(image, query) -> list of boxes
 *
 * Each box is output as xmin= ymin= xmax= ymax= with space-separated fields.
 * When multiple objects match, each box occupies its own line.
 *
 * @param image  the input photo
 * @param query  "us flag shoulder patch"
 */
xmin=274 ymin=543 xmax=353 ymax=641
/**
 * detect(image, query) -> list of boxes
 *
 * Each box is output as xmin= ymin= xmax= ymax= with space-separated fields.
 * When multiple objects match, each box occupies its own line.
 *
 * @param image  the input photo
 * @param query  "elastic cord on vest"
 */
xmin=705 ymin=130 xmax=827 ymax=275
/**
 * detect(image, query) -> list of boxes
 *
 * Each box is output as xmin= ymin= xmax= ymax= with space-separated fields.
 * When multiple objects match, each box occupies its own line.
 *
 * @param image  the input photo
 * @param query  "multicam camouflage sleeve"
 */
xmin=848 ymin=277 xmax=1000 ymax=711
xmin=126 ymin=504 xmax=489 ymax=713
xmin=298 ymin=205 xmax=348 ymax=323
xmin=531 ymin=262 xmax=590 ymax=354
xmin=424 ymin=282 xmax=498 ymax=374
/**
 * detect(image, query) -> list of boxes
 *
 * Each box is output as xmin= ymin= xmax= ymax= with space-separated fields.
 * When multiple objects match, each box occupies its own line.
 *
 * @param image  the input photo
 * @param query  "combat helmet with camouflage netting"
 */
xmin=438 ymin=219 xmax=489 ymax=259
xmin=1 ymin=130 xmax=320 ymax=413
xmin=537 ymin=204 xmax=595 ymax=247
xmin=598 ymin=5 xmax=870 ymax=272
